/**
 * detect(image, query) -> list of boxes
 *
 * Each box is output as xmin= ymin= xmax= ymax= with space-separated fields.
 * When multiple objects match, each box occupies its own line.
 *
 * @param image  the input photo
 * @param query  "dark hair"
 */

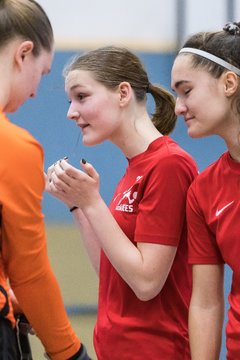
xmin=0 ymin=0 xmax=53 ymax=56
xmin=64 ymin=46 xmax=177 ymax=135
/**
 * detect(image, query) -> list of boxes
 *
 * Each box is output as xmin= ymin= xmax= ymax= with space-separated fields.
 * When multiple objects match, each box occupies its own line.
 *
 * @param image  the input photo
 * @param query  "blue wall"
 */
xmin=9 ymin=51 xmax=229 ymax=359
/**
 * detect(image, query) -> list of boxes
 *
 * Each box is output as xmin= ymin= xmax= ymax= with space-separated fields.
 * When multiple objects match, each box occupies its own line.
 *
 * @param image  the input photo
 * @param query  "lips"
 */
xmin=184 ymin=116 xmax=194 ymax=126
xmin=77 ymin=123 xmax=89 ymax=130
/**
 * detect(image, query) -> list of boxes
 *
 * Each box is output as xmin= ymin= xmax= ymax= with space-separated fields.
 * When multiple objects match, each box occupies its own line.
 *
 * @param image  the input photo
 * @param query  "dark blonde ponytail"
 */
xmin=148 ymin=83 xmax=176 ymax=135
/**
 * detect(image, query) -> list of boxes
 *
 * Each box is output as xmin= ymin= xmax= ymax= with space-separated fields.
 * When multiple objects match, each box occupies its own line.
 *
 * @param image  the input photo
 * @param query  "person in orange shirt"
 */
xmin=0 ymin=1 xmax=91 ymax=359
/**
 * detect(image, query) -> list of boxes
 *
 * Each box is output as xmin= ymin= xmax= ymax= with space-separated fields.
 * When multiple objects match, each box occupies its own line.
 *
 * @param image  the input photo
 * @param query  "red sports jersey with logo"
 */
xmin=187 ymin=151 xmax=240 ymax=359
xmin=94 ymin=136 xmax=198 ymax=360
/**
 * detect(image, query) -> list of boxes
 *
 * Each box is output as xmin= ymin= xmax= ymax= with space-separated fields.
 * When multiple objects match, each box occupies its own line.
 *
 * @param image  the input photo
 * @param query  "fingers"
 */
xmin=46 ymin=160 xmax=68 ymax=195
xmin=46 ymin=157 xmax=101 ymax=209
xmin=45 ymin=158 xmax=80 ymax=207
xmin=47 ymin=159 xmax=83 ymax=194
xmin=48 ymin=158 xmax=96 ymax=183
xmin=47 ymin=157 xmax=98 ymax=190
xmin=80 ymin=159 xmax=100 ymax=183
xmin=46 ymin=163 xmax=55 ymax=187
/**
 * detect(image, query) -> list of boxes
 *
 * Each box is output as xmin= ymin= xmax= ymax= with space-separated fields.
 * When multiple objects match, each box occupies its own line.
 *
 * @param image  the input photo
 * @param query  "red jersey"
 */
xmin=94 ymin=136 xmax=198 ymax=360
xmin=187 ymin=151 xmax=240 ymax=359
xmin=0 ymin=112 xmax=80 ymax=360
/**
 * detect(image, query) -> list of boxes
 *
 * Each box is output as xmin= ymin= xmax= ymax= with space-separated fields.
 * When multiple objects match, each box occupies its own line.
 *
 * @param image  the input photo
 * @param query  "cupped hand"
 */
xmin=46 ymin=159 xmax=101 ymax=210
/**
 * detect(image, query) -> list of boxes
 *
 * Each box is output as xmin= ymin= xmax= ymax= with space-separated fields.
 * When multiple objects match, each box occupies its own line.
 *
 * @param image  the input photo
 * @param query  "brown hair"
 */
xmin=179 ymin=22 xmax=240 ymax=113
xmin=64 ymin=46 xmax=177 ymax=135
xmin=0 ymin=0 xmax=53 ymax=56
xmin=181 ymin=24 xmax=240 ymax=77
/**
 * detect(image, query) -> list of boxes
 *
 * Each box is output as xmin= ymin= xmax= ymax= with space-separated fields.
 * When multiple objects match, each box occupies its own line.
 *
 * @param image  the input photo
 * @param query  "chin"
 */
xmin=4 ymin=105 xmax=20 ymax=114
xmin=187 ymin=129 xmax=196 ymax=138
xmin=82 ymin=137 xmax=102 ymax=147
xmin=187 ymin=127 xmax=203 ymax=139
xmin=82 ymin=135 xmax=104 ymax=146
xmin=4 ymin=99 xmax=25 ymax=113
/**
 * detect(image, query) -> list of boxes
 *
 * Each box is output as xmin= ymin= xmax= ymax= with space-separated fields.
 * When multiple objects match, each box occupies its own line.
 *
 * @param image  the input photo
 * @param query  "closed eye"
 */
xmin=176 ymin=88 xmax=192 ymax=98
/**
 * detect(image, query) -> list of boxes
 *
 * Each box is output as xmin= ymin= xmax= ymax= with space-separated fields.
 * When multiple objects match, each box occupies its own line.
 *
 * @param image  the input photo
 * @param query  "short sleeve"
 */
xmin=135 ymin=154 xmax=196 ymax=246
xmin=187 ymin=182 xmax=224 ymax=264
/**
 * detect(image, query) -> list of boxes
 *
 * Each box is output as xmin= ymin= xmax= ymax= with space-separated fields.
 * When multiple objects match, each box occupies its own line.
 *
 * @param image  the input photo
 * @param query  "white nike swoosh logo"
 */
xmin=216 ymin=201 xmax=234 ymax=217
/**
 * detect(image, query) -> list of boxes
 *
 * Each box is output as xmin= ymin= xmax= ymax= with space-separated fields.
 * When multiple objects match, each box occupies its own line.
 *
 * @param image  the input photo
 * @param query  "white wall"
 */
xmin=38 ymin=0 xmax=240 ymax=51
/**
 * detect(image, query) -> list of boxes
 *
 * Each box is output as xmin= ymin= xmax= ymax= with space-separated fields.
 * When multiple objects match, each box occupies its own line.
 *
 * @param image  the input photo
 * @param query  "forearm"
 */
xmin=189 ymin=296 xmax=224 ymax=359
xmin=82 ymin=198 xmax=174 ymax=300
xmin=47 ymin=160 xmax=175 ymax=299
xmin=13 ymin=268 xmax=80 ymax=360
xmin=72 ymin=208 xmax=100 ymax=275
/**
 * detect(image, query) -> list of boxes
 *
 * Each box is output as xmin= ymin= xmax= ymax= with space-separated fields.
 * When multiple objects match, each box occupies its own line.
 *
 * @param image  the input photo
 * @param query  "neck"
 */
xmin=111 ymin=110 xmax=162 ymax=159
xmin=228 ymin=148 xmax=240 ymax=162
xmin=224 ymin=135 xmax=240 ymax=163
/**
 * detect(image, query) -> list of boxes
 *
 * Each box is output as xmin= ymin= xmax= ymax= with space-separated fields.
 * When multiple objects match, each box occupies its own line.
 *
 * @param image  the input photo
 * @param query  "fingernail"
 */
xmin=82 ymin=158 xmax=87 ymax=164
xmin=63 ymin=156 xmax=68 ymax=160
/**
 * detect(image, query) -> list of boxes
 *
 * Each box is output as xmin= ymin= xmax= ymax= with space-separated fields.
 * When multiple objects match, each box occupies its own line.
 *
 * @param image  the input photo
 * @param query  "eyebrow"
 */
xmin=172 ymin=80 xmax=190 ymax=91
xmin=68 ymin=84 xmax=83 ymax=92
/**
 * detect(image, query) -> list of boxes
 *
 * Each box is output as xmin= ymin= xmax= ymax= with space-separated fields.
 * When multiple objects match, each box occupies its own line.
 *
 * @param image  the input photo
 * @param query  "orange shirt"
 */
xmin=0 ymin=112 xmax=80 ymax=359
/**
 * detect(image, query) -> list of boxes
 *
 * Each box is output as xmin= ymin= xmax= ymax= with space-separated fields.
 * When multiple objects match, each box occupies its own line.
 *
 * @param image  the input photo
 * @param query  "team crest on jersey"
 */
xmin=114 ymin=176 xmax=143 ymax=213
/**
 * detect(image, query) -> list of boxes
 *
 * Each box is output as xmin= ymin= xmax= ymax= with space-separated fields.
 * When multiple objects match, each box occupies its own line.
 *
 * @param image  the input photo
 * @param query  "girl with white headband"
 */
xmin=171 ymin=21 xmax=240 ymax=360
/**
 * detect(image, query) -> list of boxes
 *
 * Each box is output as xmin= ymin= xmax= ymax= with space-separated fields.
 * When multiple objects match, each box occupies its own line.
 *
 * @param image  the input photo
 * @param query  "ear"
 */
xmin=118 ymin=82 xmax=132 ymax=107
xmin=14 ymin=40 xmax=34 ymax=69
xmin=224 ymin=71 xmax=238 ymax=97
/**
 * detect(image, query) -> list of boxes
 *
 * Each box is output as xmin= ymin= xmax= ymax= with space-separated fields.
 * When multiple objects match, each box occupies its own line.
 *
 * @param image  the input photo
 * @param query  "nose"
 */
xmin=67 ymin=104 xmax=80 ymax=121
xmin=175 ymin=97 xmax=187 ymax=116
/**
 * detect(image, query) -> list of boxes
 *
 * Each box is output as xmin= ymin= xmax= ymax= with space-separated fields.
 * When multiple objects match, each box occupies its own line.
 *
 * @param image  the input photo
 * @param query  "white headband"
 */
xmin=179 ymin=47 xmax=240 ymax=76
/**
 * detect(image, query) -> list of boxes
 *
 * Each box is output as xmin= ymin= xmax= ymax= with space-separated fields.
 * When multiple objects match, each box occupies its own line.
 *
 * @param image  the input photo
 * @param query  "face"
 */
xmin=6 ymin=46 xmax=54 ymax=113
xmin=65 ymin=70 xmax=123 ymax=146
xmin=171 ymin=55 xmax=231 ymax=138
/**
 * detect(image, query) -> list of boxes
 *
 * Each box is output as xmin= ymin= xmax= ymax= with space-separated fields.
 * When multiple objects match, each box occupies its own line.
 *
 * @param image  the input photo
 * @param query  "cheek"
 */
xmin=84 ymin=100 xmax=111 ymax=121
xmin=188 ymin=93 xmax=207 ymax=114
xmin=82 ymin=107 xmax=101 ymax=124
